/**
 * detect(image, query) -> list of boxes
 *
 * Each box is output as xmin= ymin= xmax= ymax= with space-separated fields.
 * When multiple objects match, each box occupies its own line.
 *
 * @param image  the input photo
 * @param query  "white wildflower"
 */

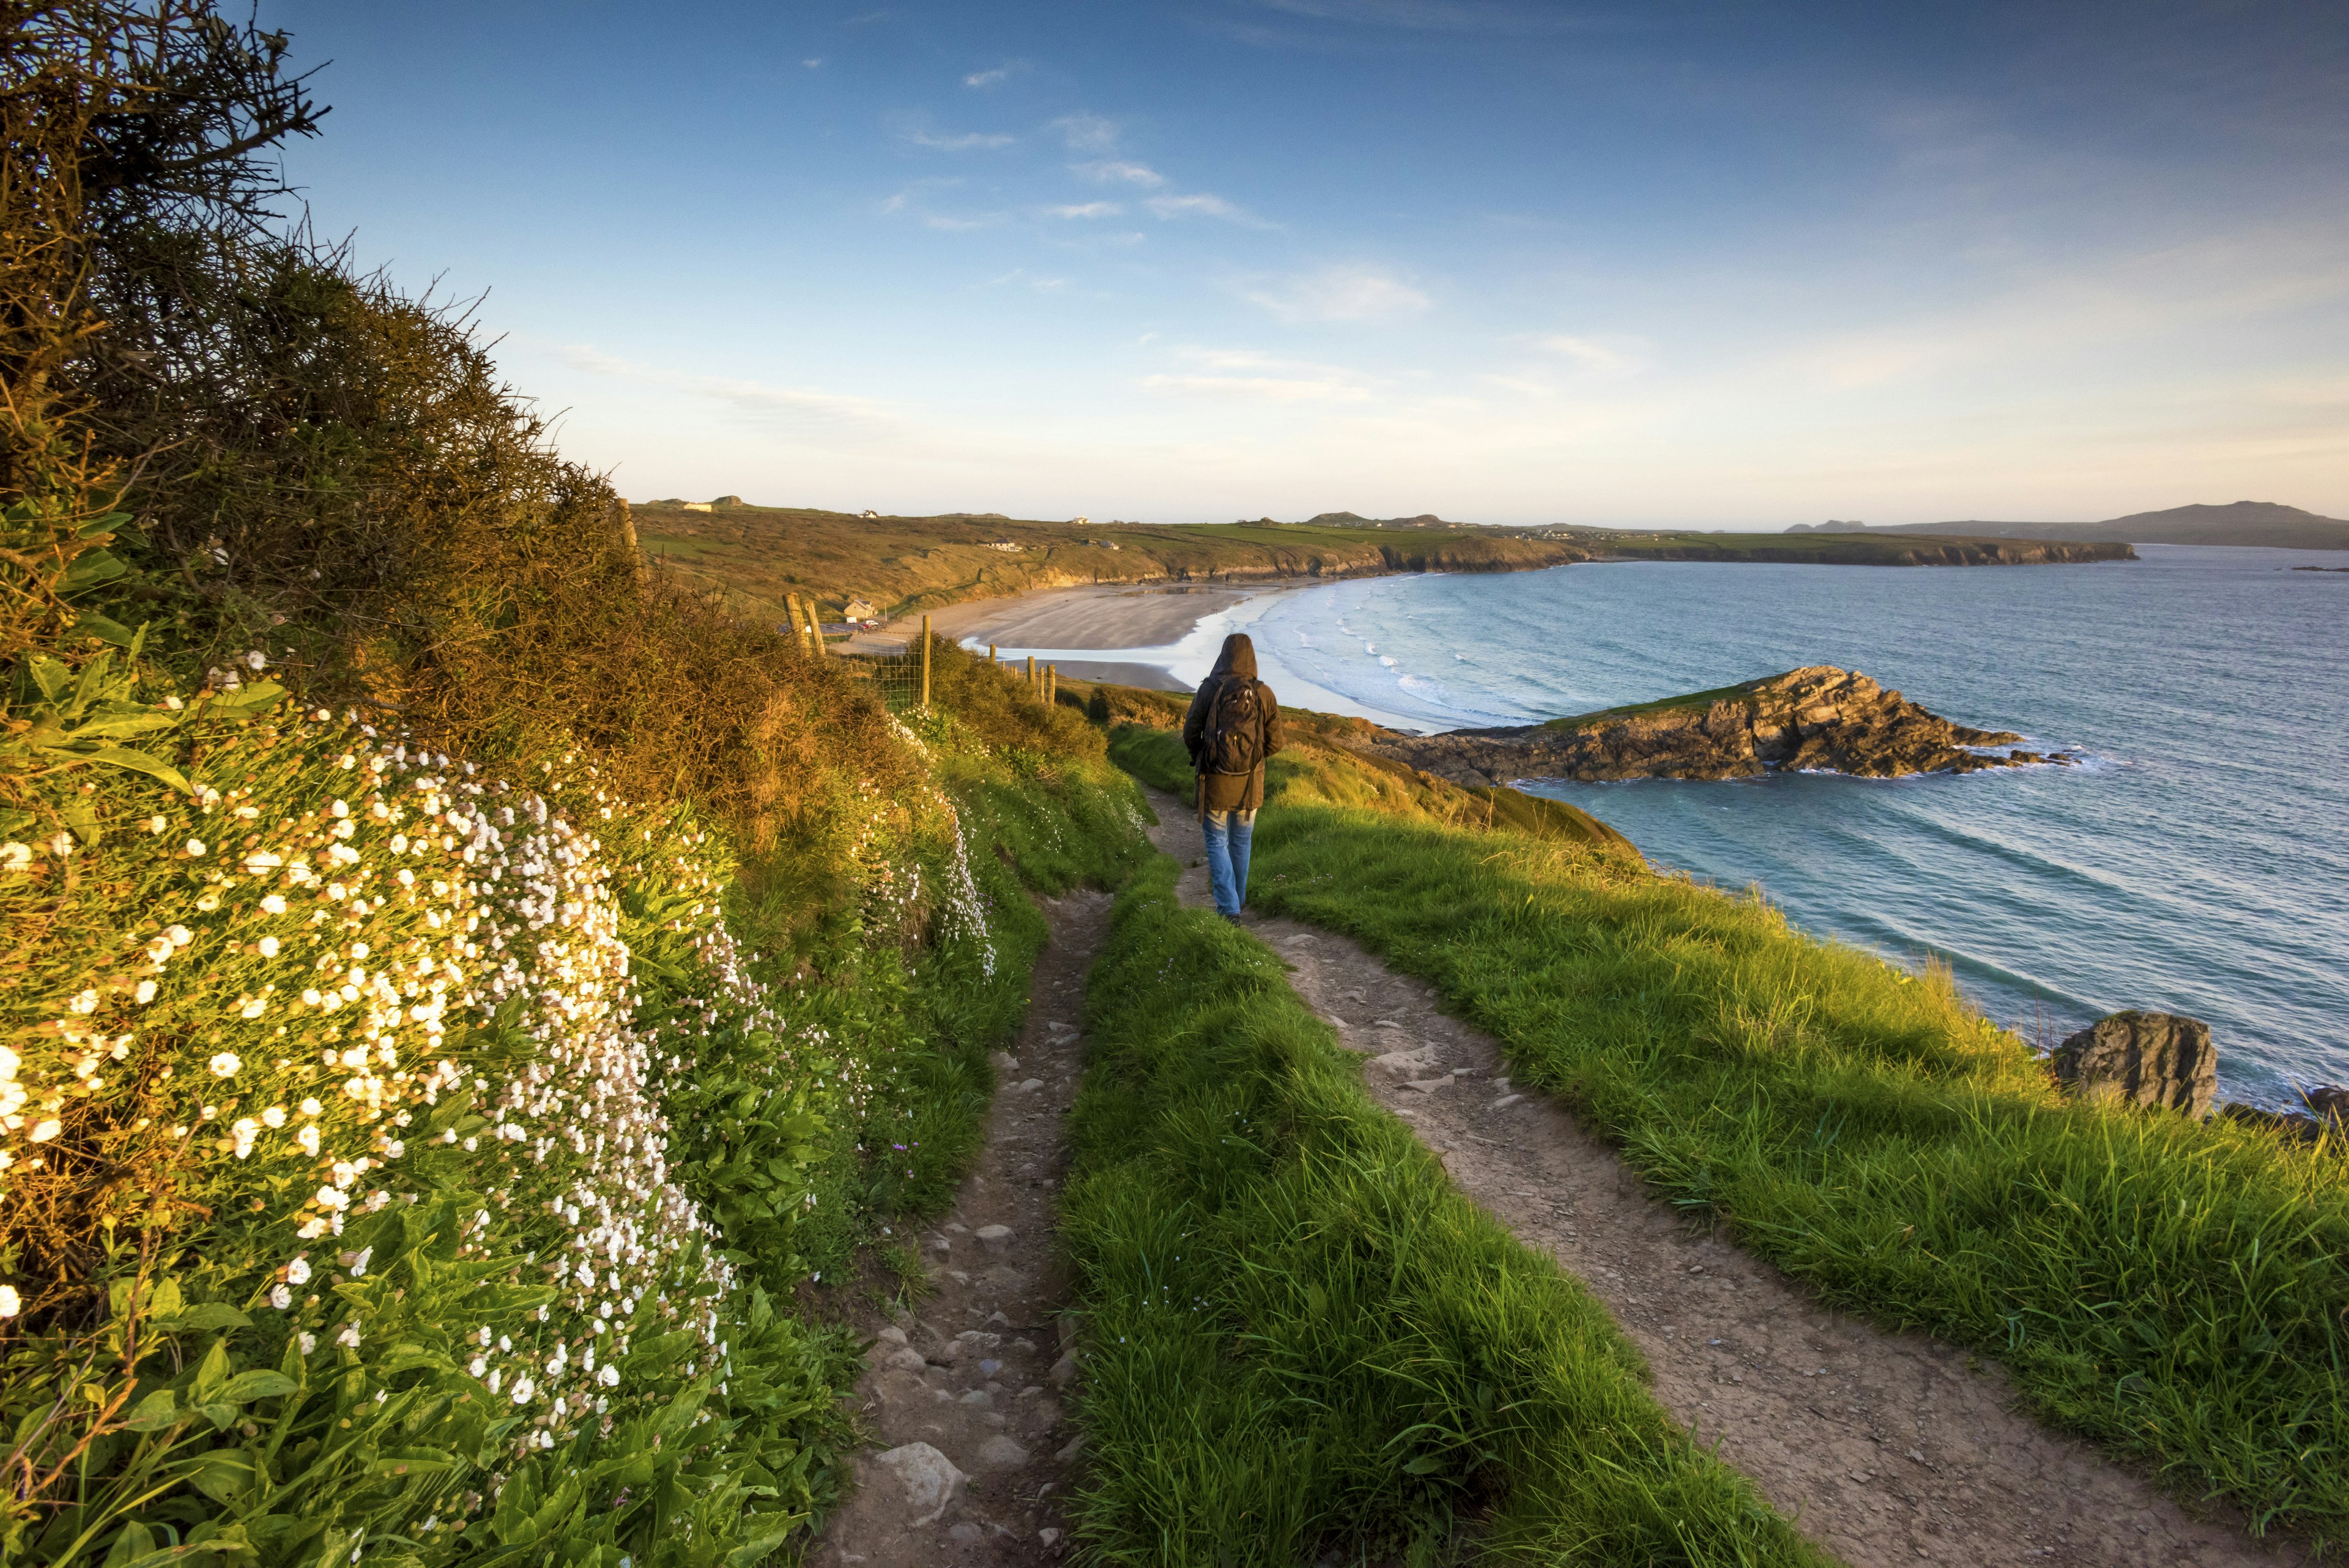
xmin=209 ymin=1052 xmax=240 ymax=1077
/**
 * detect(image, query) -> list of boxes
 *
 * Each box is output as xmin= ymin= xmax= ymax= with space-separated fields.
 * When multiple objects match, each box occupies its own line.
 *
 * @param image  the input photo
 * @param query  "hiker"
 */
xmin=1182 ymin=632 xmax=1283 ymax=920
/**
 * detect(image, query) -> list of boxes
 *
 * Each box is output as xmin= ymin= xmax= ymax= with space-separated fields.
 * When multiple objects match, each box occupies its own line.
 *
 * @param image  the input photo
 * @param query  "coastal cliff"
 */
xmin=625 ymin=502 xmax=2136 ymax=625
xmin=1368 ymin=666 xmax=2071 ymax=786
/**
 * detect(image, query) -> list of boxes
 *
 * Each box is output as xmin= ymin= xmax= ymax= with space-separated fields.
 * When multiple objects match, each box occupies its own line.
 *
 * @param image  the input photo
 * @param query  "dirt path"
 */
xmin=810 ymin=889 xmax=1108 ymax=1566
xmin=1143 ymin=788 xmax=2301 ymax=1568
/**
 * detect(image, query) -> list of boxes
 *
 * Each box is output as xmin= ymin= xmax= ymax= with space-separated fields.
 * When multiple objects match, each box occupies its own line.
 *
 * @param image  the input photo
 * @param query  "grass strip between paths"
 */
xmin=1060 ymin=852 xmax=1827 ymax=1567
xmin=1108 ymin=726 xmax=2349 ymax=1549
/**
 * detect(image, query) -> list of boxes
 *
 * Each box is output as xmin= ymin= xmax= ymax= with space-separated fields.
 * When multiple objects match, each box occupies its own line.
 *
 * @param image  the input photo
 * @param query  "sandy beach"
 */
xmin=923 ymin=582 xmax=1259 ymax=650
xmin=844 ymin=582 xmax=1278 ymax=690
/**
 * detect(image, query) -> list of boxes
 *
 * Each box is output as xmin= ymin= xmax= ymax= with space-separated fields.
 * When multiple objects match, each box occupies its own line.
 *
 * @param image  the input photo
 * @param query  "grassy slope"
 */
xmin=1109 ymin=725 xmax=2349 ymax=1548
xmin=1063 ymin=853 xmax=1825 ymax=1568
xmin=630 ymin=503 xmax=2128 ymax=624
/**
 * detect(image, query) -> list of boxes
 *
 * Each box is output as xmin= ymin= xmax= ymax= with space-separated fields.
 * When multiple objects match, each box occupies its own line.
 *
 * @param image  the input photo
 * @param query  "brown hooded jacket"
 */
xmin=1182 ymin=633 xmax=1284 ymax=812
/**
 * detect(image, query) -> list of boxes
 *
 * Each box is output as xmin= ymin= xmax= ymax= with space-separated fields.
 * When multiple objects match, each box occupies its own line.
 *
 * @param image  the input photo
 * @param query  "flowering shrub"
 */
xmin=0 ymin=680 xmax=873 ymax=1564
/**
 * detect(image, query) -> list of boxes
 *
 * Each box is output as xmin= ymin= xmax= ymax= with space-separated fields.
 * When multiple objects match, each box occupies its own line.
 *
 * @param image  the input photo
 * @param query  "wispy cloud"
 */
xmin=1145 ymin=191 xmax=1268 ymax=225
xmin=1050 ymin=113 xmax=1119 ymax=152
xmin=1534 ymin=334 xmax=1647 ymax=374
xmin=964 ymin=62 xmax=1020 ymax=88
xmin=905 ymin=129 xmax=1015 ymax=151
xmin=801 ymin=58 xmax=822 ymax=69
xmin=558 ymin=345 xmax=901 ymax=437
xmin=1043 ymin=201 xmax=1123 ymax=218
xmin=881 ymin=179 xmax=1006 ymax=229
xmin=1246 ymin=264 xmax=1429 ymax=321
xmin=1142 ymin=346 xmax=1381 ymax=403
xmin=1072 ymin=159 xmax=1165 ymax=187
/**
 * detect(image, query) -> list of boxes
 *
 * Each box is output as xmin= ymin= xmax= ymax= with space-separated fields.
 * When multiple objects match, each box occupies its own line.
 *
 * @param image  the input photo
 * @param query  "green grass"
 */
xmin=1108 ymin=725 xmax=2349 ymax=1547
xmin=1538 ymin=677 xmax=1784 ymax=730
xmin=1059 ymin=854 xmax=1827 ymax=1567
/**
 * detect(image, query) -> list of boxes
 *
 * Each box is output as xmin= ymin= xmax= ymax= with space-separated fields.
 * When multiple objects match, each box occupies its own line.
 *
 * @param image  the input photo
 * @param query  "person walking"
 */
xmin=1182 ymin=632 xmax=1283 ymax=920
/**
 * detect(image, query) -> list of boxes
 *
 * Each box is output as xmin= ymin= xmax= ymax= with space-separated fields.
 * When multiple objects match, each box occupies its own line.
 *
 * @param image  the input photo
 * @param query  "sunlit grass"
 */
xmin=1109 ymin=724 xmax=2349 ymax=1546
xmin=1061 ymin=855 xmax=1825 ymax=1567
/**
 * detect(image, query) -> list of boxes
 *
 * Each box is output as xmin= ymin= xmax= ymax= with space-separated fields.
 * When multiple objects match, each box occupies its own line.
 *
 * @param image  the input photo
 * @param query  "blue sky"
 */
xmin=264 ymin=1 xmax=2349 ymax=526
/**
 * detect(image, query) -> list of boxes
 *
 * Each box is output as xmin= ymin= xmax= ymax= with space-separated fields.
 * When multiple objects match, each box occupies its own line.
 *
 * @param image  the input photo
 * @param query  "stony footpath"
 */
xmin=810 ymin=890 xmax=1107 ymax=1567
xmin=1142 ymin=788 xmax=2302 ymax=1568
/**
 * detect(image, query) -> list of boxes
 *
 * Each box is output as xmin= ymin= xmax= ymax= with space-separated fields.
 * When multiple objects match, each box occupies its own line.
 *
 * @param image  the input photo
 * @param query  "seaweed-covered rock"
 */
xmin=2049 ymin=1011 xmax=2217 ymax=1118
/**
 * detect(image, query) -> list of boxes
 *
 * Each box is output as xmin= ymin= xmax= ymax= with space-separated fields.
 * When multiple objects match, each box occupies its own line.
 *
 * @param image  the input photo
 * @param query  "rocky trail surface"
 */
xmin=1143 ymin=787 xmax=2300 ymax=1568
xmin=810 ymin=890 xmax=1107 ymax=1567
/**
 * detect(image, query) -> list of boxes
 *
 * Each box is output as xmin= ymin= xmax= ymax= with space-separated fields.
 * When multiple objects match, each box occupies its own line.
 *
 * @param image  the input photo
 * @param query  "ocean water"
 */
xmin=1210 ymin=546 xmax=2348 ymax=1107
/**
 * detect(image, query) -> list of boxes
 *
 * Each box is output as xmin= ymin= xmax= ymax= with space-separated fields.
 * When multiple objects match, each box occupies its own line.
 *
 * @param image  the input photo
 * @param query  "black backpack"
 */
xmin=1201 ymin=677 xmax=1265 ymax=776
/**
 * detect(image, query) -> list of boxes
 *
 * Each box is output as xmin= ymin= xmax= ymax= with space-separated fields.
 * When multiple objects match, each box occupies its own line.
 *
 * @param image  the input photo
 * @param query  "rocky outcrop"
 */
xmin=2049 ymin=1011 xmax=2217 ymax=1119
xmin=1367 ymin=666 xmax=2073 ymax=787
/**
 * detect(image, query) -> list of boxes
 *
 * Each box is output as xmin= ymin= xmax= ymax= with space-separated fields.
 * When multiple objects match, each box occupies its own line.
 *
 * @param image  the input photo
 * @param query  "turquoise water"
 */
xmin=1226 ymin=546 xmax=2348 ymax=1107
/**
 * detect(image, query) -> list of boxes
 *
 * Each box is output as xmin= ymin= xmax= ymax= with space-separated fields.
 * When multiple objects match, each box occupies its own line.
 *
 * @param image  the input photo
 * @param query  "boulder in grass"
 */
xmin=2049 ymin=1011 xmax=2217 ymax=1118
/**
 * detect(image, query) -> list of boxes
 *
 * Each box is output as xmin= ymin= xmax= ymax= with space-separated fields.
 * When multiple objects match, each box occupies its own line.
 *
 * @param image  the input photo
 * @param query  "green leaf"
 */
xmin=162 ymin=1303 xmax=252 ymax=1332
xmin=185 ymin=1448 xmax=255 ymax=1505
xmin=73 ymin=614 xmax=139 ymax=648
xmin=27 ymin=655 xmax=70 ymax=703
xmin=76 ymin=745 xmax=193 ymax=794
xmin=122 ymin=1388 xmax=184 ymax=1432
xmin=190 ymin=1338 xmax=232 ymax=1404
xmin=78 ymin=511 xmax=132 ymax=538
xmin=218 ymin=1370 xmax=297 ymax=1403
xmin=60 ymin=547 xmax=128 ymax=595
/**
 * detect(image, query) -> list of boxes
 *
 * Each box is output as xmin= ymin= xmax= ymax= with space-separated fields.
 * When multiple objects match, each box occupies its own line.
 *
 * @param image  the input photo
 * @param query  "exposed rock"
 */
xmin=2217 ymin=1102 xmax=2326 ymax=1143
xmin=1367 ymin=666 xmax=2065 ymax=787
xmin=2049 ymin=1011 xmax=2216 ymax=1118
xmin=874 ymin=1442 xmax=967 ymax=1527
xmin=974 ymin=1435 xmax=1032 ymax=1471
xmin=974 ymin=1223 xmax=1015 ymax=1254
xmin=2304 ymin=1085 xmax=2349 ymax=1123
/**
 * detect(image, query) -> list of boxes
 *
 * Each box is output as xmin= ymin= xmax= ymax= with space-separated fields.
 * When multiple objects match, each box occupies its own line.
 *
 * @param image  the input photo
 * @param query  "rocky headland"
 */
xmin=1367 ymin=666 xmax=2075 ymax=787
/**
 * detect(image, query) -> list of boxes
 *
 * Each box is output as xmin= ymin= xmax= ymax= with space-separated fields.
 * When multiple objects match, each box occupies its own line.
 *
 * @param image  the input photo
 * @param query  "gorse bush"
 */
xmin=0 ymin=6 xmax=1150 ymax=1561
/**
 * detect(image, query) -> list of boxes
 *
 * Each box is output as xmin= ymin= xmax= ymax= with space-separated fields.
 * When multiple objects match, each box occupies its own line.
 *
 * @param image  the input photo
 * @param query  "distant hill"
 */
xmin=1296 ymin=511 xmax=1463 ymax=529
xmin=1788 ymin=502 xmax=2349 ymax=551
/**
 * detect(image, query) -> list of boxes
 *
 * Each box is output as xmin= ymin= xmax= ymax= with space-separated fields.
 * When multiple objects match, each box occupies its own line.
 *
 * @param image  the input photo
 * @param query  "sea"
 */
xmin=993 ymin=544 xmax=2348 ymax=1107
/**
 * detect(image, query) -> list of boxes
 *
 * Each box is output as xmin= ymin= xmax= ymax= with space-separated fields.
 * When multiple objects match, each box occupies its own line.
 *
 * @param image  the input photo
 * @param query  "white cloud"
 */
xmin=1146 ymin=191 xmax=1264 ymax=225
xmin=1050 ymin=114 xmax=1119 ymax=152
xmin=1246 ymin=265 xmax=1430 ymax=322
xmin=964 ymin=63 xmax=1017 ymax=88
xmin=1533 ymin=334 xmax=1647 ymax=374
xmin=801 ymin=58 xmax=822 ymax=69
xmin=1142 ymin=346 xmax=1381 ymax=403
xmin=557 ymin=346 xmax=900 ymax=438
xmin=1072 ymin=160 xmax=1165 ymax=187
xmin=906 ymin=130 xmax=1015 ymax=151
xmin=1142 ymin=374 xmax=1373 ymax=404
xmin=1044 ymin=201 xmax=1123 ymax=218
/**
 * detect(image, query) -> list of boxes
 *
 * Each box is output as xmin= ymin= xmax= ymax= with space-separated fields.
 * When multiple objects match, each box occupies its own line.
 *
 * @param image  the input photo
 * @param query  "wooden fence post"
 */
xmin=784 ymin=593 xmax=807 ymax=652
xmin=1026 ymin=655 xmax=1036 ymax=696
xmin=920 ymin=615 xmax=932 ymax=708
xmin=1046 ymin=665 xmax=1056 ymax=706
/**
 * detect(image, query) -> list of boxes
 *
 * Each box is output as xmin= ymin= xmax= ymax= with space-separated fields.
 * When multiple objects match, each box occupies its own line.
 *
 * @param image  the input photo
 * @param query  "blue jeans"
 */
xmin=1202 ymin=808 xmax=1256 ymax=916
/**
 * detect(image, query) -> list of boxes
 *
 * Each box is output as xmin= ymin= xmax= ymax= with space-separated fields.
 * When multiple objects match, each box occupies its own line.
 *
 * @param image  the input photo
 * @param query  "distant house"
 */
xmin=861 ymin=510 xmax=880 ymax=519
xmin=985 ymin=540 xmax=1023 ymax=552
xmin=1069 ymin=516 xmax=1089 ymax=526
xmin=680 ymin=502 xmax=712 ymax=513
xmin=843 ymin=598 xmax=879 ymax=621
